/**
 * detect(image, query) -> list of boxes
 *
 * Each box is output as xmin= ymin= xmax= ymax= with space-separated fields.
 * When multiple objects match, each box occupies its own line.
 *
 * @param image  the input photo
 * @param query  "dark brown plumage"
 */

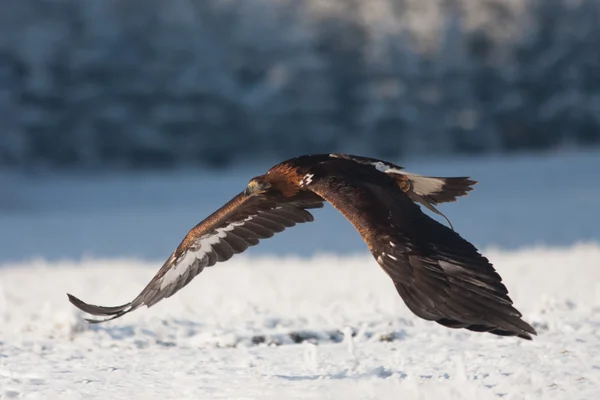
xmin=68 ymin=153 xmax=536 ymax=340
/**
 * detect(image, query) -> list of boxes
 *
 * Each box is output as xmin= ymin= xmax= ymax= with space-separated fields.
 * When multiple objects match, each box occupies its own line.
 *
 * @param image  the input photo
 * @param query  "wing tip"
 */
xmin=66 ymin=293 xmax=87 ymax=310
xmin=519 ymin=321 xmax=538 ymax=340
xmin=494 ymin=325 xmax=537 ymax=341
xmin=67 ymin=293 xmax=134 ymax=323
xmin=518 ymin=331 xmax=535 ymax=340
xmin=435 ymin=315 xmax=538 ymax=340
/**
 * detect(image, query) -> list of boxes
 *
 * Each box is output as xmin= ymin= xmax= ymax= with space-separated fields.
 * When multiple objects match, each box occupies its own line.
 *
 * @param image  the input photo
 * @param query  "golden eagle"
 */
xmin=68 ymin=154 xmax=536 ymax=340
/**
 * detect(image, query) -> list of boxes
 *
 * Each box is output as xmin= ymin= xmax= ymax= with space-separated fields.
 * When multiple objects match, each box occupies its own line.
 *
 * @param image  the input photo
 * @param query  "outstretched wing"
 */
xmin=68 ymin=192 xmax=323 ymax=323
xmin=304 ymin=159 xmax=536 ymax=339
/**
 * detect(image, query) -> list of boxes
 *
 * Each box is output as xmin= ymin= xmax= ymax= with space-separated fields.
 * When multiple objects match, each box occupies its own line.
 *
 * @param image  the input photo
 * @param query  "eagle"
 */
xmin=68 ymin=154 xmax=536 ymax=340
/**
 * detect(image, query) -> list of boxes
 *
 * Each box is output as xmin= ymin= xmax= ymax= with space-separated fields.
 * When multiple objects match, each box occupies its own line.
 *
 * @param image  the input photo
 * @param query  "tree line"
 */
xmin=1 ymin=0 xmax=599 ymax=170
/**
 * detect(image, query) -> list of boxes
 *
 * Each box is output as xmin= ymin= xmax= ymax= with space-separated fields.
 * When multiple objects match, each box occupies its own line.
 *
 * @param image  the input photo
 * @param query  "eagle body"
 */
xmin=68 ymin=154 xmax=536 ymax=340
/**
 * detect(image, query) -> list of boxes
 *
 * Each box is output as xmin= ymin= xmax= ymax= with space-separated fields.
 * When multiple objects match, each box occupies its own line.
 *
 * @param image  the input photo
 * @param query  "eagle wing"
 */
xmin=68 ymin=192 xmax=323 ymax=323
xmin=304 ymin=159 xmax=536 ymax=339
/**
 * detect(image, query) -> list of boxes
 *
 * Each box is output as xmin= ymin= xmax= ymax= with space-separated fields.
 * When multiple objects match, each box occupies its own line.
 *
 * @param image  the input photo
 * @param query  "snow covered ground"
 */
xmin=1 ymin=150 xmax=600 ymax=399
xmin=1 ymin=245 xmax=600 ymax=399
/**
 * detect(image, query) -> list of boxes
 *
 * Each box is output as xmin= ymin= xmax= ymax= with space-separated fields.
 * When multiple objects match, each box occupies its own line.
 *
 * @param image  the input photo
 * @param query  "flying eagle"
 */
xmin=68 ymin=154 xmax=536 ymax=340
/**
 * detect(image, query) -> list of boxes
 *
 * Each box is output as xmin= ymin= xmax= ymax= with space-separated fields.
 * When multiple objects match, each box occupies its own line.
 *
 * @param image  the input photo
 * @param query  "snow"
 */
xmin=1 ymin=245 xmax=600 ymax=399
xmin=1 ymin=150 xmax=600 ymax=398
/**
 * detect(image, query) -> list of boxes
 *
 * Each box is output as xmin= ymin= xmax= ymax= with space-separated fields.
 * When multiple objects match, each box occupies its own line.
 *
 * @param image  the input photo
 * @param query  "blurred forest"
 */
xmin=1 ymin=0 xmax=600 ymax=170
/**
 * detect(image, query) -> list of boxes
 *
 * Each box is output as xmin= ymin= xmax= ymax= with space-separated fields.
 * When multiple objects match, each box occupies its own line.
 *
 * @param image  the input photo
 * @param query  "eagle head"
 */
xmin=244 ymin=176 xmax=272 ymax=196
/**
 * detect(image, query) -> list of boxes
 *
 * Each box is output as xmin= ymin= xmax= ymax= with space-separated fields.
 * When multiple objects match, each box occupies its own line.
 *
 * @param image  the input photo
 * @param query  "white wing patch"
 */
xmin=159 ymin=216 xmax=254 ymax=289
xmin=159 ymin=254 xmax=187 ymax=290
xmin=300 ymin=173 xmax=314 ymax=187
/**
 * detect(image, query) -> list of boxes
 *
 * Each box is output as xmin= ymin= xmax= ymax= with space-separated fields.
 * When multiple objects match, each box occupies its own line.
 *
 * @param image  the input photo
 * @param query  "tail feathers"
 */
xmin=327 ymin=154 xmax=477 ymax=205
xmin=424 ymin=176 xmax=478 ymax=204
xmin=395 ymin=173 xmax=477 ymax=205
xmin=388 ymin=172 xmax=477 ymax=230
xmin=67 ymin=293 xmax=139 ymax=324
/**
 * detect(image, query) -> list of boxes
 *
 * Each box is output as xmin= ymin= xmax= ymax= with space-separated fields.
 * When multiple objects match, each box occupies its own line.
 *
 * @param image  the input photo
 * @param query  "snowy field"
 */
xmin=1 ymin=151 xmax=600 ymax=399
xmin=1 ymin=246 xmax=600 ymax=399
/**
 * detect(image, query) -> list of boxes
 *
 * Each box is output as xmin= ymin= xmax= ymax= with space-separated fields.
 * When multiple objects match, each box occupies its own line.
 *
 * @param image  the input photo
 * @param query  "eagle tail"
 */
xmin=391 ymin=172 xmax=477 ymax=204
xmin=386 ymin=172 xmax=476 ymax=230
xmin=425 ymin=176 xmax=478 ymax=204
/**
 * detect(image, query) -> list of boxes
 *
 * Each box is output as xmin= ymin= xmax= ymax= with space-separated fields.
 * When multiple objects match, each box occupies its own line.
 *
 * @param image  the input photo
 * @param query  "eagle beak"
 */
xmin=245 ymin=180 xmax=271 ymax=196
